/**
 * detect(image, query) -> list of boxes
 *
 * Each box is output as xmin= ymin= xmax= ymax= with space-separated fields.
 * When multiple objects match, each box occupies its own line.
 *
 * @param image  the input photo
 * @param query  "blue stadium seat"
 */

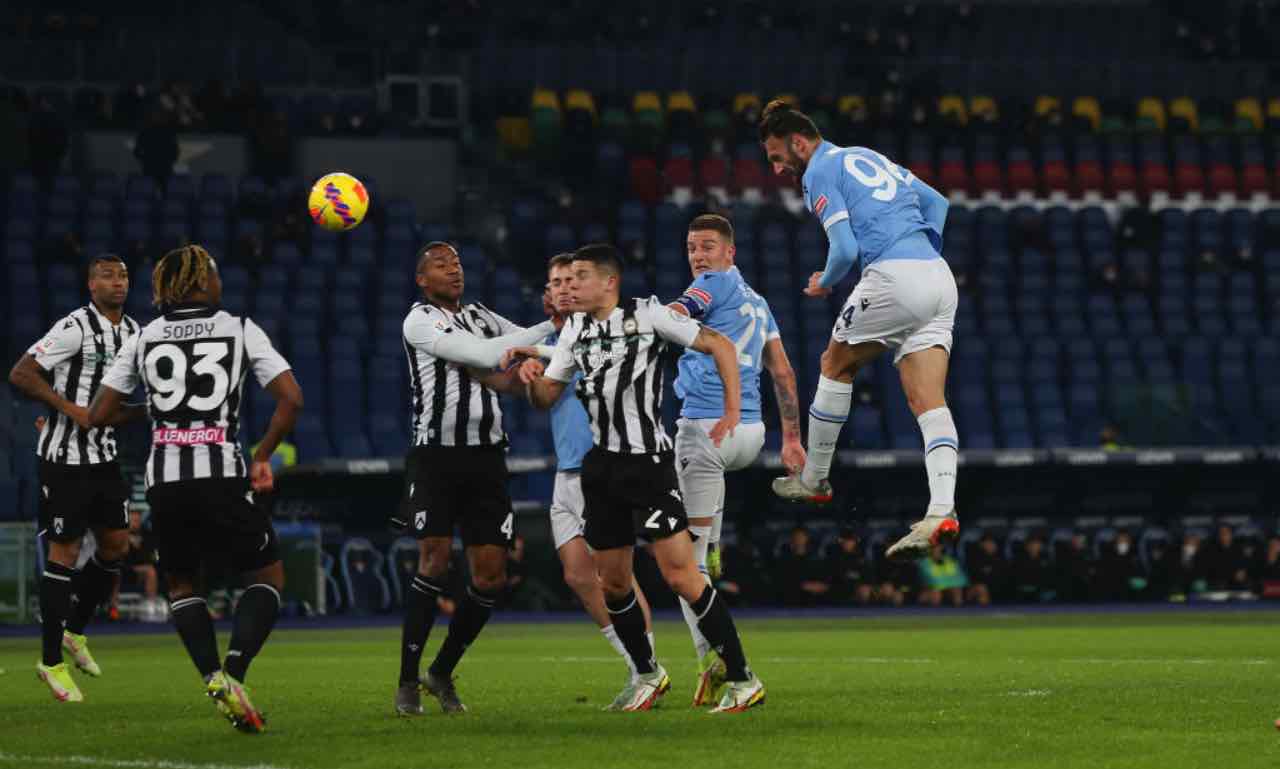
xmin=294 ymin=415 xmax=332 ymax=460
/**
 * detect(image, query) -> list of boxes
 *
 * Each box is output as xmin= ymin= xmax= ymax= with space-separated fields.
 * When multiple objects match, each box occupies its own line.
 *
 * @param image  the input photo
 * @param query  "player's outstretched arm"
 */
xmin=250 ymin=370 xmax=304 ymax=492
xmin=430 ymin=321 xmax=555 ymax=370
xmin=688 ymin=326 xmax=740 ymax=446
xmin=762 ymin=338 xmax=806 ymax=475
xmin=516 ymin=358 xmax=567 ymax=409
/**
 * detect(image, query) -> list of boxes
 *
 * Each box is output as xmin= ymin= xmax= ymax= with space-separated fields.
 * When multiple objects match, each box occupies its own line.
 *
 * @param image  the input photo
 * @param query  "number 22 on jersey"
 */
xmin=734 ymin=298 xmax=770 ymax=368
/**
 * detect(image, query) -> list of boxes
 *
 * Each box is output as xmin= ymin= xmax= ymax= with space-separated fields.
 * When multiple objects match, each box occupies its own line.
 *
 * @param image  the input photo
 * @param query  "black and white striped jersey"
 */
xmin=545 ymin=296 xmax=702 ymax=454
xmin=402 ymin=301 xmax=553 ymax=448
xmin=100 ymin=303 xmax=291 ymax=488
xmin=27 ymin=303 xmax=140 ymax=465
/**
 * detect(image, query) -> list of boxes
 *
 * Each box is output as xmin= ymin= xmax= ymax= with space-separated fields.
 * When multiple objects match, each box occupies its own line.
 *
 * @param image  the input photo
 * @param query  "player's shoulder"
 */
xmin=403 ymin=302 xmax=451 ymax=335
xmin=54 ymin=306 xmax=89 ymax=330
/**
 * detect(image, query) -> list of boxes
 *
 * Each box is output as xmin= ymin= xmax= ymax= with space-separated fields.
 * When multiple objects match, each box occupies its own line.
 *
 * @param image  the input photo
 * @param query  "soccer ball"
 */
xmin=308 ymin=172 xmax=369 ymax=231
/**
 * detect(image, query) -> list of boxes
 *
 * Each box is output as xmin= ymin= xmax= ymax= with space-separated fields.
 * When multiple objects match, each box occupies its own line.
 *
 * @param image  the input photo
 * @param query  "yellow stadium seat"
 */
xmin=1168 ymin=97 xmax=1198 ymax=131
xmin=969 ymin=95 xmax=998 ymax=121
xmin=531 ymin=88 xmax=560 ymax=113
xmin=633 ymin=91 xmax=662 ymax=115
xmin=496 ymin=117 xmax=532 ymax=152
xmin=667 ymin=91 xmax=696 ymax=114
xmin=837 ymin=95 xmax=866 ymax=115
xmin=1072 ymin=97 xmax=1101 ymax=131
xmin=733 ymin=92 xmax=762 ymax=115
xmin=1137 ymin=97 xmax=1166 ymax=131
xmin=1234 ymin=98 xmax=1263 ymax=131
xmin=1266 ymin=98 xmax=1280 ymax=121
xmin=1034 ymin=95 xmax=1061 ymax=118
xmin=938 ymin=94 xmax=967 ymax=124
xmin=565 ymin=89 xmax=597 ymax=117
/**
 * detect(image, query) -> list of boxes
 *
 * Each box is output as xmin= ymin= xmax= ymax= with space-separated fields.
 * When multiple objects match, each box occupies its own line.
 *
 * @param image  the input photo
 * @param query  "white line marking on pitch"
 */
xmin=1005 ymin=689 xmax=1053 ymax=697
xmin=0 ymin=754 xmax=290 ymax=769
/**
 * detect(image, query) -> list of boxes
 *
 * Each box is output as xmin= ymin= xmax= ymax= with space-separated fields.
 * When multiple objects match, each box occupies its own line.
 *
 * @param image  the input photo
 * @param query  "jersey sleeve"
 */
xmin=807 ymin=158 xmax=849 ymax=233
xmin=543 ymin=321 xmax=580 ymax=383
xmin=402 ymin=306 xmax=448 ymax=355
xmin=764 ymin=305 xmax=781 ymax=341
xmin=28 ymin=316 xmax=84 ymax=371
xmin=644 ymin=296 xmax=701 ymax=348
xmin=672 ymin=272 xmax=727 ymax=320
xmin=100 ymin=335 xmax=140 ymax=394
xmin=482 ymin=305 xmax=524 ymax=336
xmin=244 ymin=318 xmax=292 ymax=387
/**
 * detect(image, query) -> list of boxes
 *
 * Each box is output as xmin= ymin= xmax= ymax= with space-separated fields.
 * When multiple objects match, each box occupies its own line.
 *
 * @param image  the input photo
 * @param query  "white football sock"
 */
xmin=602 ymin=624 xmax=636 ymax=676
xmin=709 ymin=511 xmax=723 ymax=546
xmin=677 ymin=525 xmax=713 ymax=659
xmin=801 ymin=376 xmax=852 ymax=488
xmin=917 ymin=406 xmax=959 ymax=517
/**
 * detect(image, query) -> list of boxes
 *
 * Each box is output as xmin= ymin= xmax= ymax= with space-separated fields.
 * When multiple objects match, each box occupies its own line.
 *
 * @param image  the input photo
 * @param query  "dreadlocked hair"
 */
xmin=153 ymin=245 xmax=213 ymax=308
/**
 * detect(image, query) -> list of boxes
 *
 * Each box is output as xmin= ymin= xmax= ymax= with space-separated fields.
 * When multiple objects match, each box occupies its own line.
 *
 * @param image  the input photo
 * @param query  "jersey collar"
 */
xmin=163 ymin=301 xmax=219 ymax=320
xmin=801 ymin=140 xmax=836 ymax=191
xmin=86 ymin=301 xmax=125 ymax=328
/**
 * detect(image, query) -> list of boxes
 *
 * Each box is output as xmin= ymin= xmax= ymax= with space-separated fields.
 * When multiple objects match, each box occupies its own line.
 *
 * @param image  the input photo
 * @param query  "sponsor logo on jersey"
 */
xmin=814 ymin=194 xmax=829 ymax=217
xmin=860 ymin=297 xmax=870 ymax=311
xmin=154 ymin=426 xmax=228 ymax=445
xmin=623 ymin=317 xmax=639 ymax=335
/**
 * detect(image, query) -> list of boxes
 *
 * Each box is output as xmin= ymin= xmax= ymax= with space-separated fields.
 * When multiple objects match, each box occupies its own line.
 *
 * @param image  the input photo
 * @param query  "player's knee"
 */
xmin=599 ymin=572 xmax=632 ymax=600
xmin=47 ymin=539 xmax=81 ymax=567
xmin=562 ymin=563 xmax=598 ymax=597
xmin=471 ymin=569 xmax=506 ymax=594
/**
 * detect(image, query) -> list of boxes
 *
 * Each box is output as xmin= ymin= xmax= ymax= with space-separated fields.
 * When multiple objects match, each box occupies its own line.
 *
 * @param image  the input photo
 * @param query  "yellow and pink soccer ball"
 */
xmin=308 ymin=172 xmax=369 ymax=231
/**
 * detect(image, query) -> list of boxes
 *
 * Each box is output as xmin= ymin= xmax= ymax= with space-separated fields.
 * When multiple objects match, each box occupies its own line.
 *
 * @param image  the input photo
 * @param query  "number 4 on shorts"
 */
xmin=500 ymin=512 xmax=514 ymax=540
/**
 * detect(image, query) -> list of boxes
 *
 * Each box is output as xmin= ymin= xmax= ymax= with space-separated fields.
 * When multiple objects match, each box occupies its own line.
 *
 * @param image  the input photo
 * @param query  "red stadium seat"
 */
xmin=1207 ymin=163 xmax=1238 ymax=196
xmin=972 ymin=160 xmax=1003 ymax=194
xmin=628 ymin=156 xmax=662 ymax=205
xmin=907 ymin=162 xmax=936 ymax=187
xmin=1042 ymin=160 xmax=1071 ymax=193
xmin=699 ymin=156 xmax=729 ymax=190
xmin=939 ymin=161 xmax=968 ymax=194
xmin=732 ymin=157 xmax=765 ymax=193
xmin=1172 ymin=163 xmax=1204 ymax=196
xmin=1075 ymin=160 xmax=1105 ymax=193
xmin=1241 ymin=164 xmax=1269 ymax=195
xmin=1007 ymin=160 xmax=1038 ymax=194
xmin=1140 ymin=162 xmax=1171 ymax=194
xmin=663 ymin=157 xmax=695 ymax=192
xmin=1108 ymin=162 xmax=1137 ymax=194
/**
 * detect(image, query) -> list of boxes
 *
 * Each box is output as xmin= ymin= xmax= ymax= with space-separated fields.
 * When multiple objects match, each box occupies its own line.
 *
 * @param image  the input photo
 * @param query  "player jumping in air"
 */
xmin=759 ymin=100 xmax=961 ymax=560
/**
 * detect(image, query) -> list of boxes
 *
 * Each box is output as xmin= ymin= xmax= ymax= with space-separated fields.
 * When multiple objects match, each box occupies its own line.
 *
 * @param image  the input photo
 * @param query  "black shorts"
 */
xmin=403 ymin=445 xmax=515 ymax=547
xmin=38 ymin=460 xmax=130 ymax=543
xmin=145 ymin=478 xmax=280 ymax=575
xmin=580 ymin=447 xmax=689 ymax=551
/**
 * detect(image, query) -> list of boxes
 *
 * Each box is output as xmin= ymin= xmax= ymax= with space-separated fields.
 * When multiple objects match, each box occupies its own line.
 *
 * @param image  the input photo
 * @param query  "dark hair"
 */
xmin=87 ymin=252 xmax=126 ymax=280
xmin=417 ymin=241 xmax=458 ymax=271
xmin=547 ymin=252 xmax=575 ymax=272
xmin=573 ymin=243 xmax=624 ymax=276
xmin=688 ymin=214 xmax=734 ymax=243
xmin=758 ymin=99 xmax=820 ymax=142
xmin=153 ymin=245 xmax=213 ymax=307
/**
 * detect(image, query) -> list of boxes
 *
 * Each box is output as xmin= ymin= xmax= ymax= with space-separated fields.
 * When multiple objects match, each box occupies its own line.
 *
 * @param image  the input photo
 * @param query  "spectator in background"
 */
xmin=876 ymin=545 xmax=915 ymax=607
xmin=1098 ymin=531 xmax=1147 ymax=602
xmin=134 ymin=107 xmax=179 ymax=187
xmin=28 ymin=93 xmax=69 ymax=181
xmin=966 ymin=531 xmax=1008 ymax=604
xmin=1198 ymin=524 xmax=1253 ymax=594
xmin=251 ymin=438 xmax=297 ymax=474
xmin=347 ymin=549 xmax=386 ymax=615
xmin=503 ymin=535 xmax=562 ymax=611
xmin=826 ymin=528 xmax=875 ymax=606
xmin=1012 ymin=535 xmax=1055 ymax=603
xmin=121 ymin=507 xmax=158 ymax=600
xmin=716 ymin=539 xmax=772 ymax=607
xmin=1178 ymin=532 xmax=1207 ymax=595
xmin=917 ymin=544 xmax=967 ymax=607
xmin=251 ymin=108 xmax=294 ymax=184
xmin=1259 ymin=536 xmax=1280 ymax=599
xmin=1099 ymin=422 xmax=1129 ymax=451
xmin=1058 ymin=532 xmax=1097 ymax=602
xmin=1145 ymin=539 xmax=1179 ymax=601
xmin=776 ymin=526 xmax=830 ymax=606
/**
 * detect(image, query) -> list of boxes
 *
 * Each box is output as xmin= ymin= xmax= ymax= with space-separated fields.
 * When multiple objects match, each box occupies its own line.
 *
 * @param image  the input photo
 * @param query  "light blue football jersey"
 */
xmin=546 ymin=333 xmax=593 ymax=472
xmin=802 ymin=140 xmax=943 ymax=272
xmin=672 ymin=266 xmax=777 ymax=423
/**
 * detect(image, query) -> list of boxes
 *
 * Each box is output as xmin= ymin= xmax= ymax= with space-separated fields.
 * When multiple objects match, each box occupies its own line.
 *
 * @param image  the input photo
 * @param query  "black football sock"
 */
xmin=604 ymin=589 xmax=655 ymax=675
xmin=428 ymin=585 xmax=496 ymax=679
xmin=399 ymin=575 xmax=443 ymax=684
xmin=170 ymin=596 xmax=222 ymax=679
xmin=690 ymin=585 xmax=751 ymax=681
xmin=40 ymin=562 xmax=76 ymax=667
xmin=224 ymin=584 xmax=281 ymax=683
xmin=66 ymin=554 xmax=121 ymax=635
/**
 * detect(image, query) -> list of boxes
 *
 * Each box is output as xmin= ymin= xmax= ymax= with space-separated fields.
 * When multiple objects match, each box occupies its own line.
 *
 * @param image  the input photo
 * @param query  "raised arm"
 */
xmin=761 ymin=337 xmax=806 ymax=474
xmin=410 ymin=309 xmax=555 ymax=370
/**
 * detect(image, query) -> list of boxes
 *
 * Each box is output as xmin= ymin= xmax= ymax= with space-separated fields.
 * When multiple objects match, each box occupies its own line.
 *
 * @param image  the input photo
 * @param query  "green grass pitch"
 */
xmin=1 ymin=610 xmax=1278 ymax=769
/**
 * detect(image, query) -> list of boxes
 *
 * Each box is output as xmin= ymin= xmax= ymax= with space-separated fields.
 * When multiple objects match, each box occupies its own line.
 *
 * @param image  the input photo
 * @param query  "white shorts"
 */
xmin=832 ymin=258 xmax=958 ymax=365
xmin=549 ymin=471 xmax=586 ymax=550
xmin=674 ymin=418 xmax=766 ymax=518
